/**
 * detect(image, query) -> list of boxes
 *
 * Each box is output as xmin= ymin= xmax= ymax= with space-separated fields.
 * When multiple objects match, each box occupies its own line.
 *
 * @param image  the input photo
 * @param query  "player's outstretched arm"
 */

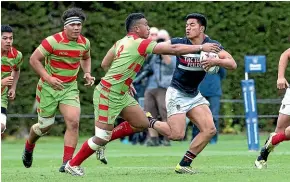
xmin=101 ymin=46 xmax=115 ymax=72
xmin=277 ymin=48 xmax=290 ymax=89
xmin=152 ymin=41 xmax=221 ymax=56
xmin=215 ymin=50 xmax=237 ymax=70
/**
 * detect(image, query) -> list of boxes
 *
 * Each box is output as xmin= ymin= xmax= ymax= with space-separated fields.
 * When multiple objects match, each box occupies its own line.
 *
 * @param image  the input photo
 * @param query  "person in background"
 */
xmin=133 ymin=27 xmax=159 ymax=100
xmin=144 ymin=29 xmax=176 ymax=146
xmin=130 ymin=27 xmax=159 ymax=145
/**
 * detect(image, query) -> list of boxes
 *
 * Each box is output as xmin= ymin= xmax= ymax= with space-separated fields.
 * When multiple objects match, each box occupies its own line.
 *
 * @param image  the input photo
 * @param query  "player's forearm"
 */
xmin=154 ymin=42 xmax=201 ymax=55
xmin=81 ymin=57 xmax=91 ymax=73
xmin=278 ymin=52 xmax=290 ymax=78
xmin=29 ymin=58 xmax=51 ymax=81
xmin=10 ymin=70 xmax=20 ymax=90
xmin=215 ymin=58 xmax=237 ymax=70
xmin=171 ymin=44 xmax=201 ymax=55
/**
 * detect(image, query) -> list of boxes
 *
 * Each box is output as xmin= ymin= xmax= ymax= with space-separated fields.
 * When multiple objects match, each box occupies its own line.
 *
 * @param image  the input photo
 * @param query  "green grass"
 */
xmin=2 ymin=134 xmax=290 ymax=182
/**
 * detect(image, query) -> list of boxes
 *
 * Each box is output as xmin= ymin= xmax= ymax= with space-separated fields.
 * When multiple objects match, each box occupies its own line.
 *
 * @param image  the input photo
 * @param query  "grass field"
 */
xmin=1 ymin=134 xmax=290 ymax=182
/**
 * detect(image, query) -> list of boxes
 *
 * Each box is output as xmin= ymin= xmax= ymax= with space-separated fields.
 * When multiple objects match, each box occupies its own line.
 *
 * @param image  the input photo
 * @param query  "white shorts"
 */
xmin=279 ymin=88 xmax=290 ymax=115
xmin=1 ymin=113 xmax=7 ymax=126
xmin=165 ymin=86 xmax=209 ymax=117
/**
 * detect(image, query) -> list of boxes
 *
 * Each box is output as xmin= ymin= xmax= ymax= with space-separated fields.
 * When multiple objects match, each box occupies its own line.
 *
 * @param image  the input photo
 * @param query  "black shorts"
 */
xmin=1 ymin=107 xmax=7 ymax=115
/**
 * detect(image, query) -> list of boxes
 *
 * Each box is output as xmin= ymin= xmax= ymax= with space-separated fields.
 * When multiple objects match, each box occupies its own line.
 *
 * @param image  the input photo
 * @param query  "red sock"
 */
xmin=63 ymin=146 xmax=75 ymax=163
xmin=69 ymin=140 xmax=95 ymax=166
xmin=110 ymin=121 xmax=134 ymax=141
xmin=272 ymin=132 xmax=290 ymax=145
xmin=25 ymin=140 xmax=35 ymax=152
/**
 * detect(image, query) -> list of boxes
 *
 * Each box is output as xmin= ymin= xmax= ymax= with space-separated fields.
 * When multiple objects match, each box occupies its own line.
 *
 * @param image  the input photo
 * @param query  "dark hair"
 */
xmin=186 ymin=13 xmax=207 ymax=31
xmin=61 ymin=7 xmax=86 ymax=23
xmin=125 ymin=13 xmax=146 ymax=33
xmin=1 ymin=25 xmax=13 ymax=33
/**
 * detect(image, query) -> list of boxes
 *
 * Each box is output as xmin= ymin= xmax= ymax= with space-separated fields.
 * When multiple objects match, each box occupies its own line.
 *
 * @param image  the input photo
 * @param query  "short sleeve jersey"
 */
xmin=100 ymin=33 xmax=157 ymax=94
xmin=37 ymin=31 xmax=90 ymax=83
xmin=1 ymin=47 xmax=23 ymax=107
xmin=170 ymin=36 xmax=223 ymax=96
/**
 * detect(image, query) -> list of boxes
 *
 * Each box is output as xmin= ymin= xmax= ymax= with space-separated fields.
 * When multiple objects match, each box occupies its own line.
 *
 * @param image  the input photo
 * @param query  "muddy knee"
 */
xmin=66 ymin=118 xmax=79 ymax=131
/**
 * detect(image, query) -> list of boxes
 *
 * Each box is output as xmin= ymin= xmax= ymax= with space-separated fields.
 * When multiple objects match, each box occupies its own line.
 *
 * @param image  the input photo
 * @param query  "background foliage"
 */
xmin=2 ymin=1 xmax=290 ymax=135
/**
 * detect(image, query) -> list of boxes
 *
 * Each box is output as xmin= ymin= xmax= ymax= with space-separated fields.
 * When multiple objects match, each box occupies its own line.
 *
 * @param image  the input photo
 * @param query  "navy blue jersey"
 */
xmin=170 ymin=36 xmax=223 ymax=96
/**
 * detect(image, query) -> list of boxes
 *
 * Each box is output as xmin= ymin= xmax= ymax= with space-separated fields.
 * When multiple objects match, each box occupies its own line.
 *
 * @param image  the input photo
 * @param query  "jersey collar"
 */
xmin=6 ymin=47 xmax=17 ymax=58
xmin=127 ymin=32 xmax=139 ymax=40
xmin=61 ymin=31 xmax=84 ymax=44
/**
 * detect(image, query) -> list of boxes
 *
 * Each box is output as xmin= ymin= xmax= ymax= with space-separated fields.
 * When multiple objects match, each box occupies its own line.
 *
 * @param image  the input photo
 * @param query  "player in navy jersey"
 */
xmin=149 ymin=13 xmax=237 ymax=174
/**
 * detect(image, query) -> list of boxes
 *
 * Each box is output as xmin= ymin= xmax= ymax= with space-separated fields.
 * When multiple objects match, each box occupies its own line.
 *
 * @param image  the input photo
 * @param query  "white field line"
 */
xmin=2 ymin=150 xmax=290 ymax=160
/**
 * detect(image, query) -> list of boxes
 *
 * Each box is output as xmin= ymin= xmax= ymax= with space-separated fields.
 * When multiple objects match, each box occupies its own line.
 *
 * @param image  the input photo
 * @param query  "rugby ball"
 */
xmin=200 ymin=51 xmax=220 ymax=74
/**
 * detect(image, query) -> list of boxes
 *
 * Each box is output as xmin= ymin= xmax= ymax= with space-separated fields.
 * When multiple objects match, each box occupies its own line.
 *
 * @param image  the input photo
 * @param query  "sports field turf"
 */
xmin=1 ymin=134 xmax=290 ymax=182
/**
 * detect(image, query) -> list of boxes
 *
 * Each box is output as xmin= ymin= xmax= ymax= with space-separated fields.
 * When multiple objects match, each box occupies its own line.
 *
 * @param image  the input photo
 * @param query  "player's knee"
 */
xmin=169 ymin=131 xmax=185 ymax=141
xmin=66 ymin=118 xmax=79 ymax=131
xmin=32 ymin=123 xmax=45 ymax=136
xmin=32 ymin=116 xmax=55 ymax=136
xmin=275 ymin=126 xmax=286 ymax=133
xmin=1 ymin=123 xmax=6 ymax=134
xmin=88 ymin=137 xmax=103 ymax=150
xmin=206 ymin=126 xmax=217 ymax=137
xmin=285 ymin=127 xmax=290 ymax=138
xmin=1 ymin=113 xmax=7 ymax=134
xmin=95 ymin=126 xmax=112 ymax=142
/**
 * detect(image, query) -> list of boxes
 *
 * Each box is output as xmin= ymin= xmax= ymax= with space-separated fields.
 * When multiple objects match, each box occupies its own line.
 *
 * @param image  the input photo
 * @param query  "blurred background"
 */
xmin=1 ymin=1 xmax=290 ymax=139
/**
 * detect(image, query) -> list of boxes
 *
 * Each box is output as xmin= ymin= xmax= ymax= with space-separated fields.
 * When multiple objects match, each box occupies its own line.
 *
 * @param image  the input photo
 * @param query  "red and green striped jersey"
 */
xmin=1 ymin=47 xmax=23 ymax=107
xmin=38 ymin=31 xmax=90 ymax=83
xmin=100 ymin=33 xmax=157 ymax=94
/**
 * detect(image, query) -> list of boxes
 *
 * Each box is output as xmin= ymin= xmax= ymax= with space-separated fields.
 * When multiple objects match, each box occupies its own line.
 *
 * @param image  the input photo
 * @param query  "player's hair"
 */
xmin=61 ymin=7 xmax=86 ymax=23
xmin=1 ymin=25 xmax=13 ymax=33
xmin=125 ymin=13 xmax=146 ymax=33
xmin=186 ymin=13 xmax=207 ymax=31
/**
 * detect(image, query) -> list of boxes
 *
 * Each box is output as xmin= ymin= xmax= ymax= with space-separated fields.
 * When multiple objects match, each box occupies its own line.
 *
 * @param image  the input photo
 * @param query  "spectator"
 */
xmin=130 ymin=27 xmax=159 ymax=145
xmin=133 ymin=27 xmax=159 ymax=100
xmin=144 ymin=29 xmax=176 ymax=146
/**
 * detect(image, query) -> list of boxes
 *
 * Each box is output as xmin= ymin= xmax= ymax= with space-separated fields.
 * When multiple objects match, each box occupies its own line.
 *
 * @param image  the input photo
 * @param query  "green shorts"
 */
xmin=93 ymin=84 xmax=138 ymax=124
xmin=1 ymin=86 xmax=8 ymax=109
xmin=36 ymin=79 xmax=80 ymax=117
